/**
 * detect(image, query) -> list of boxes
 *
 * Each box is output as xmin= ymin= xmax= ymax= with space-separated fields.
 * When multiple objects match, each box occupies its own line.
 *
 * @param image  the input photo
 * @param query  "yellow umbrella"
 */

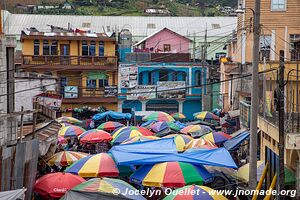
xmin=163 ymin=134 xmax=193 ymax=152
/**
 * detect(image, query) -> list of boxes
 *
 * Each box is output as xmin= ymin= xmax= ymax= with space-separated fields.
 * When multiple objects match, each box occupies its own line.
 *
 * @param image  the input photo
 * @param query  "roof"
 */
xmin=21 ymin=30 xmax=115 ymax=41
xmin=134 ymin=27 xmax=192 ymax=46
xmin=3 ymin=11 xmax=237 ymax=38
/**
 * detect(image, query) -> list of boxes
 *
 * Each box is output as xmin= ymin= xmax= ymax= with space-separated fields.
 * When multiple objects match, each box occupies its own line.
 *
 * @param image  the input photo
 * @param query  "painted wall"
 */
xmin=145 ymin=29 xmax=190 ymax=53
xmin=183 ymin=100 xmax=202 ymax=120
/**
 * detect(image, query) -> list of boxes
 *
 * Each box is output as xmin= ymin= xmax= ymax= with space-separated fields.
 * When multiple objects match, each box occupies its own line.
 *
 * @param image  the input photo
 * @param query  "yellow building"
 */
xmin=21 ymin=31 xmax=118 ymax=116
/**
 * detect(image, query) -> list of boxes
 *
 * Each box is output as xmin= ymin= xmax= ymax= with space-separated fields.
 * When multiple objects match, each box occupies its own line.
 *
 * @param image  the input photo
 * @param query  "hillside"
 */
xmin=7 ymin=0 xmax=238 ymax=16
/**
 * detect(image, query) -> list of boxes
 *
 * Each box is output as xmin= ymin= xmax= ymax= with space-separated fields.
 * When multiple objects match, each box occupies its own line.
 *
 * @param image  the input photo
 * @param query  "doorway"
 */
xmin=60 ymin=44 xmax=70 ymax=65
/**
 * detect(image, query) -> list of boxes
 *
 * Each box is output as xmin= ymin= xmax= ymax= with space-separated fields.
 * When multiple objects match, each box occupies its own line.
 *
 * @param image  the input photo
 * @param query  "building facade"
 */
xmin=118 ymin=28 xmax=207 ymax=120
xmin=20 ymin=30 xmax=118 ymax=116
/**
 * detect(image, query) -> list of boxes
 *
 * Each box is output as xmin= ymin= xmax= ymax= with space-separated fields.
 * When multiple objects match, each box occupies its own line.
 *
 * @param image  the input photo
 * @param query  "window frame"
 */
xmin=195 ymin=70 xmax=202 ymax=86
xmin=89 ymin=41 xmax=96 ymax=56
xmin=99 ymin=79 xmax=109 ymax=88
xmin=42 ymin=40 xmax=50 ymax=55
xmin=86 ymin=79 xmax=97 ymax=89
xmin=82 ymin=40 xmax=89 ymax=56
xmin=163 ymin=44 xmax=171 ymax=52
xmin=34 ymin=40 xmax=40 ymax=56
xmin=50 ymin=40 xmax=57 ymax=55
xmin=99 ymin=41 xmax=105 ymax=57
xmin=271 ymin=0 xmax=287 ymax=11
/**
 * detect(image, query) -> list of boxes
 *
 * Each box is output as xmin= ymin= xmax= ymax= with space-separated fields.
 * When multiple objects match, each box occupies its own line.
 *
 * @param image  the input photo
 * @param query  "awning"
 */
xmin=87 ymin=72 xmax=108 ymax=80
xmin=224 ymin=130 xmax=250 ymax=151
xmin=92 ymin=111 xmax=132 ymax=121
xmin=0 ymin=188 xmax=27 ymax=200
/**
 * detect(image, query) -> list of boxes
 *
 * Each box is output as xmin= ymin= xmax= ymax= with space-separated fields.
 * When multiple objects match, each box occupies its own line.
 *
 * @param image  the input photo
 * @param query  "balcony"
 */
xmin=62 ymin=87 xmax=118 ymax=103
xmin=21 ymin=55 xmax=117 ymax=71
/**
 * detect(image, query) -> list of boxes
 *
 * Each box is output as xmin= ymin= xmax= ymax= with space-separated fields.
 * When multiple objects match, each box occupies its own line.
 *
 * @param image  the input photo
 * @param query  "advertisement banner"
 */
xmin=157 ymin=81 xmax=186 ymax=99
xmin=119 ymin=64 xmax=138 ymax=88
xmin=127 ymin=85 xmax=156 ymax=100
xmin=34 ymin=94 xmax=62 ymax=109
xmin=104 ymin=86 xmax=118 ymax=97
xmin=64 ymin=86 xmax=78 ymax=98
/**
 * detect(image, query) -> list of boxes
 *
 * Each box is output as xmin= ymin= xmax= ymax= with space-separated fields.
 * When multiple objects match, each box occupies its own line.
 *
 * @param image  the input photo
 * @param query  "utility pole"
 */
xmin=297 ymin=60 xmax=299 ymax=132
xmin=278 ymin=50 xmax=285 ymax=198
xmin=193 ymin=33 xmax=196 ymax=62
xmin=249 ymin=0 xmax=261 ymax=190
xmin=263 ymin=57 xmax=266 ymax=117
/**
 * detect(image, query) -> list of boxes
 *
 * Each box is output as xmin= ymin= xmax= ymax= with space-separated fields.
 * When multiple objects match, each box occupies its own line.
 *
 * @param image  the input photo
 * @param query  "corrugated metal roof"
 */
xmin=3 ymin=11 xmax=237 ymax=38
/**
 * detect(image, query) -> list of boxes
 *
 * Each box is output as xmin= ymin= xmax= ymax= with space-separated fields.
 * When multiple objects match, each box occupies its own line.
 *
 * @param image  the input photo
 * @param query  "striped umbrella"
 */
xmin=185 ymin=138 xmax=217 ymax=150
xmin=130 ymin=162 xmax=213 ymax=187
xmin=150 ymin=121 xmax=169 ymax=133
xmin=122 ymin=135 xmax=160 ymax=144
xmin=194 ymin=111 xmax=220 ymax=121
xmin=65 ymin=153 xmax=119 ymax=178
xmin=70 ymin=178 xmax=146 ymax=200
xmin=111 ymin=126 xmax=153 ymax=145
xmin=57 ymin=116 xmax=81 ymax=124
xmin=166 ymin=122 xmax=181 ymax=132
xmin=163 ymin=134 xmax=193 ymax=152
xmin=58 ymin=136 xmax=67 ymax=144
xmin=143 ymin=112 xmax=175 ymax=122
xmin=97 ymin=121 xmax=124 ymax=131
xmin=171 ymin=113 xmax=186 ymax=120
xmin=180 ymin=125 xmax=213 ymax=138
xmin=201 ymin=131 xmax=232 ymax=145
xmin=79 ymin=129 xmax=112 ymax=143
xmin=163 ymin=185 xmax=227 ymax=200
xmin=58 ymin=125 xmax=86 ymax=138
xmin=47 ymin=151 xmax=88 ymax=167
xmin=140 ymin=120 xmax=157 ymax=129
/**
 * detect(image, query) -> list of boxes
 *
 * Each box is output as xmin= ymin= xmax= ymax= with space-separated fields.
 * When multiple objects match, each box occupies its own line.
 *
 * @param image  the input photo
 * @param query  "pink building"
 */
xmin=135 ymin=28 xmax=191 ymax=53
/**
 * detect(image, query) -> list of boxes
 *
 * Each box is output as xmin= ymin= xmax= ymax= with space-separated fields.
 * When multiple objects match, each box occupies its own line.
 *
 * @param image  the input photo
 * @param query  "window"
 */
xmin=171 ymin=71 xmax=177 ymax=81
xmin=163 ymin=44 xmax=171 ymax=52
xmin=147 ymin=23 xmax=156 ymax=29
xmin=82 ymin=22 xmax=91 ymax=28
xmin=211 ymin=24 xmax=221 ymax=29
xmin=87 ymin=79 xmax=96 ymax=89
xmin=99 ymin=79 xmax=108 ymax=88
xmin=34 ymin=40 xmax=40 ymax=55
xmin=82 ymin=40 xmax=89 ymax=56
xmin=99 ymin=41 xmax=105 ymax=56
xmin=89 ymin=41 xmax=96 ymax=56
xmin=259 ymin=35 xmax=271 ymax=61
xmin=271 ymin=0 xmax=286 ymax=10
xmin=195 ymin=71 xmax=201 ymax=86
xmin=290 ymin=34 xmax=300 ymax=61
xmin=159 ymin=70 xmax=169 ymax=81
xmin=50 ymin=40 xmax=57 ymax=55
xmin=139 ymin=73 xmax=143 ymax=85
xmin=43 ymin=40 xmax=50 ymax=55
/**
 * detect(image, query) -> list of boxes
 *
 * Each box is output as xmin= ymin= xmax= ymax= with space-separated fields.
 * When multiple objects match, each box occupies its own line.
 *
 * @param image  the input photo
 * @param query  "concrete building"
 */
xmin=20 ymin=30 xmax=118 ymax=116
xmin=118 ymin=28 xmax=207 ymax=120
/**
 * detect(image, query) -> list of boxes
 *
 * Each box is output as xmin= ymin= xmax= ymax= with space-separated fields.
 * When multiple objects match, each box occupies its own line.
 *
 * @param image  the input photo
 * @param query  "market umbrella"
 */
xmin=151 ymin=121 xmax=169 ymax=133
xmin=201 ymin=131 xmax=232 ymax=145
xmin=166 ymin=122 xmax=181 ymax=132
xmin=171 ymin=113 xmax=186 ymax=120
xmin=47 ymin=151 xmax=89 ymax=167
xmin=60 ymin=122 xmax=72 ymax=127
xmin=111 ymin=126 xmax=153 ymax=145
xmin=130 ymin=162 xmax=213 ymax=187
xmin=58 ymin=136 xmax=67 ymax=144
xmin=143 ymin=112 xmax=175 ymax=122
xmin=34 ymin=172 xmax=85 ymax=198
xmin=140 ymin=120 xmax=157 ymax=128
xmin=180 ymin=125 xmax=213 ymax=138
xmin=163 ymin=134 xmax=193 ymax=152
xmin=59 ymin=125 xmax=86 ymax=138
xmin=97 ymin=121 xmax=124 ymax=132
xmin=79 ymin=129 xmax=112 ymax=143
xmin=233 ymin=160 xmax=296 ymax=185
xmin=62 ymin=178 xmax=146 ymax=200
xmin=122 ymin=135 xmax=160 ymax=144
xmin=57 ymin=116 xmax=81 ymax=125
xmin=185 ymin=138 xmax=217 ymax=150
xmin=65 ymin=153 xmax=119 ymax=178
xmin=163 ymin=185 xmax=227 ymax=200
xmin=194 ymin=111 xmax=220 ymax=121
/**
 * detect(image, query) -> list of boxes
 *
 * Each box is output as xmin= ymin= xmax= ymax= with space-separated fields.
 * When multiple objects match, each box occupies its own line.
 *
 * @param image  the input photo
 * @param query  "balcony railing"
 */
xmin=63 ymin=86 xmax=118 ymax=100
xmin=22 ymin=55 xmax=117 ymax=67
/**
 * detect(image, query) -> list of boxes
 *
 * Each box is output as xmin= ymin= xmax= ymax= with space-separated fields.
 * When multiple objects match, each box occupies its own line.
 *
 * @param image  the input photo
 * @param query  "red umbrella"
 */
xmin=79 ymin=129 xmax=112 ymax=143
xmin=34 ymin=172 xmax=85 ymax=198
xmin=135 ymin=126 xmax=155 ymax=136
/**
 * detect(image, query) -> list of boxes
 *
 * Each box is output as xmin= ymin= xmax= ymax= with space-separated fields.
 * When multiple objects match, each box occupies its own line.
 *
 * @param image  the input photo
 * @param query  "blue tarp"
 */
xmin=223 ymin=131 xmax=250 ymax=151
xmin=174 ymin=121 xmax=186 ymax=129
xmin=111 ymin=147 xmax=237 ymax=169
xmin=92 ymin=111 xmax=132 ymax=121
xmin=109 ymin=138 xmax=177 ymax=154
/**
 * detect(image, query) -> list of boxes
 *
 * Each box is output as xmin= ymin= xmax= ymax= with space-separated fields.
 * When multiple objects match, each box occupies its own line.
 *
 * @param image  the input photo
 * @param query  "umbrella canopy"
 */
xmin=166 ymin=122 xmax=181 ymax=132
xmin=65 ymin=153 xmax=119 ymax=178
xmin=34 ymin=172 xmax=85 ymax=198
xmin=97 ymin=121 xmax=124 ymax=131
xmin=171 ymin=113 xmax=186 ymax=120
xmin=143 ymin=112 xmax=175 ymax=122
xmin=59 ymin=125 xmax=86 ymax=138
xmin=47 ymin=151 xmax=88 ymax=167
xmin=163 ymin=134 xmax=193 ymax=152
xmin=194 ymin=111 xmax=220 ymax=121
xmin=151 ymin=121 xmax=169 ymax=133
xmin=140 ymin=120 xmax=157 ymax=128
xmin=57 ymin=116 xmax=81 ymax=124
xmin=58 ymin=136 xmax=67 ymax=144
xmin=130 ymin=162 xmax=212 ymax=187
xmin=202 ymin=131 xmax=232 ymax=145
xmin=79 ymin=129 xmax=112 ymax=143
xmin=185 ymin=138 xmax=217 ymax=150
xmin=64 ymin=178 xmax=146 ymax=200
xmin=122 ymin=135 xmax=160 ymax=144
xmin=180 ymin=125 xmax=213 ymax=138
xmin=234 ymin=160 xmax=296 ymax=185
xmin=111 ymin=126 xmax=153 ymax=145
xmin=163 ymin=185 xmax=227 ymax=200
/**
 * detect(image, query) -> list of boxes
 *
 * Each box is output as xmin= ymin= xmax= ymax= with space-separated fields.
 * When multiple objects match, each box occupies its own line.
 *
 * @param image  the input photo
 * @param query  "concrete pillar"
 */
xmin=141 ymin=100 xmax=148 ymax=111
xmin=178 ymin=100 xmax=184 ymax=113
xmin=117 ymin=100 xmax=123 ymax=112
xmin=188 ymin=67 xmax=192 ymax=94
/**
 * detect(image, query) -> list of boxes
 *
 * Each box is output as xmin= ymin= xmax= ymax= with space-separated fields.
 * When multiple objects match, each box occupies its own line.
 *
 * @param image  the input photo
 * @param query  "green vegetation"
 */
xmin=30 ymin=0 xmax=237 ymax=16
